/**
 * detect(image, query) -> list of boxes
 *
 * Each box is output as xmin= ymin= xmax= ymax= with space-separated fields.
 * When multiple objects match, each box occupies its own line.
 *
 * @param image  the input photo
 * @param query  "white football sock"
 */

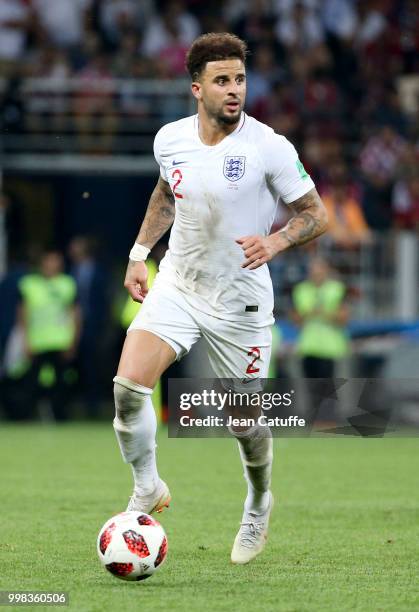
xmin=232 ymin=423 xmax=273 ymax=515
xmin=113 ymin=376 xmax=159 ymax=497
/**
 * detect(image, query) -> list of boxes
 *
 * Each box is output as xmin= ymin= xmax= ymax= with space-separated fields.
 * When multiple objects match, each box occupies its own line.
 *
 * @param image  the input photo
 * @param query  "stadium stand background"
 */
xmin=1 ymin=0 xmax=419 ymax=419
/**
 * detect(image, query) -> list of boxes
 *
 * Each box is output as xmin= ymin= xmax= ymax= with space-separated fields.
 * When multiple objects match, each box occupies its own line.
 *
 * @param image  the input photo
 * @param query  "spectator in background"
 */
xmin=0 ymin=0 xmax=31 ymax=75
xmin=111 ymin=29 xmax=141 ymax=77
xmin=17 ymin=249 xmax=81 ymax=420
xmin=119 ymin=57 xmax=154 ymax=122
xmin=291 ymin=256 xmax=350 ymax=379
xmin=398 ymin=0 xmax=419 ymax=73
xmin=353 ymin=0 xmax=388 ymax=50
xmin=73 ymin=41 xmax=118 ymax=153
xmin=322 ymin=0 xmax=357 ymax=42
xmin=245 ymin=44 xmax=283 ymax=111
xmin=33 ymin=0 xmax=92 ymax=51
xmin=158 ymin=21 xmax=190 ymax=77
xmin=25 ymin=44 xmax=71 ymax=136
xmin=392 ymin=143 xmax=419 ymax=229
xmin=68 ymin=236 xmax=108 ymax=418
xmin=142 ymin=0 xmax=200 ymax=58
xmin=228 ymin=0 xmax=280 ymax=56
xmin=392 ymin=172 xmax=419 ymax=230
xmin=0 ymin=192 xmax=24 ymax=357
xmin=275 ymin=1 xmax=325 ymax=54
xmin=98 ymin=0 xmax=149 ymax=49
xmin=359 ymin=124 xmax=406 ymax=229
xmin=321 ymin=162 xmax=371 ymax=248
xmin=252 ymin=80 xmax=300 ymax=141
xmin=0 ymin=191 xmax=23 ymax=267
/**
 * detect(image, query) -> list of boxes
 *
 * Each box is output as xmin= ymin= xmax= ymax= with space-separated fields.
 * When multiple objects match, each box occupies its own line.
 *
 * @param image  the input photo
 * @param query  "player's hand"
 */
xmin=236 ymin=234 xmax=279 ymax=270
xmin=124 ymin=260 xmax=149 ymax=303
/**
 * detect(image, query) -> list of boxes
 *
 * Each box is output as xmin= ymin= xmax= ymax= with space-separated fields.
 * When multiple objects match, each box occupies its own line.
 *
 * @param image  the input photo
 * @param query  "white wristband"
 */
xmin=129 ymin=243 xmax=150 ymax=262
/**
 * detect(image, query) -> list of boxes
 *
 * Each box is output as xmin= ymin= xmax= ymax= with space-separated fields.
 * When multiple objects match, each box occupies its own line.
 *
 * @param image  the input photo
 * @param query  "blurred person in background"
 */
xmin=227 ymin=0 xmax=280 ymax=57
xmin=98 ymin=0 xmax=151 ymax=50
xmin=321 ymin=161 xmax=371 ymax=248
xmin=275 ymin=0 xmax=325 ymax=55
xmin=392 ymin=172 xmax=419 ymax=230
xmin=158 ymin=20 xmax=190 ymax=77
xmin=322 ymin=0 xmax=357 ymax=43
xmin=0 ymin=0 xmax=31 ymax=76
xmin=291 ymin=256 xmax=349 ymax=379
xmin=359 ymin=124 xmax=406 ymax=230
xmin=111 ymin=29 xmax=141 ymax=77
xmin=17 ymin=249 xmax=81 ymax=420
xmin=392 ymin=143 xmax=419 ymax=230
xmin=141 ymin=0 xmax=200 ymax=58
xmin=352 ymin=0 xmax=388 ymax=51
xmin=24 ymin=44 xmax=72 ymax=137
xmin=32 ymin=0 xmax=92 ymax=52
xmin=0 ymin=191 xmax=25 ymax=366
xmin=245 ymin=44 xmax=283 ymax=111
xmin=73 ymin=40 xmax=118 ymax=153
xmin=68 ymin=236 xmax=108 ymax=418
xmin=252 ymin=80 xmax=300 ymax=141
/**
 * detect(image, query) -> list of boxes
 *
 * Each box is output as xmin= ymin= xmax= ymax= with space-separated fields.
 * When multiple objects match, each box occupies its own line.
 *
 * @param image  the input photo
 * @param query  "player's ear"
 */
xmin=191 ymin=82 xmax=202 ymax=101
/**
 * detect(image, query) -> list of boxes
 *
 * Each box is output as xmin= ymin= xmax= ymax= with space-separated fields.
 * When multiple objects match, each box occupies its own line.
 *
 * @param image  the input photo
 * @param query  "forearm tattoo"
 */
xmin=137 ymin=177 xmax=176 ymax=248
xmin=279 ymin=188 xmax=328 ymax=248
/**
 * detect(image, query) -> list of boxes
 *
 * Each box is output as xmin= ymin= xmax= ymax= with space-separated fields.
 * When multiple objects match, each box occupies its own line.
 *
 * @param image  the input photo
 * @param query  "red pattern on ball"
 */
xmin=137 ymin=514 xmax=158 ymax=526
xmin=105 ymin=562 xmax=134 ymax=577
xmin=154 ymin=536 xmax=168 ymax=568
xmin=123 ymin=530 xmax=150 ymax=558
xmin=99 ymin=522 xmax=116 ymax=554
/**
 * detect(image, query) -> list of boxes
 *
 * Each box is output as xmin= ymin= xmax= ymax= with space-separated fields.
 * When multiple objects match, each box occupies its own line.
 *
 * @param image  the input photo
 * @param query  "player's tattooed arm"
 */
xmin=137 ymin=177 xmax=176 ymax=249
xmin=278 ymin=188 xmax=328 ymax=249
xmin=124 ymin=177 xmax=175 ymax=303
xmin=238 ymin=188 xmax=328 ymax=270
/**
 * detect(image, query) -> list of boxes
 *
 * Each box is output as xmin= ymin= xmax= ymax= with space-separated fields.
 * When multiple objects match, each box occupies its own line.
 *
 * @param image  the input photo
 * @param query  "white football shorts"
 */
xmin=128 ymin=273 xmax=272 ymax=382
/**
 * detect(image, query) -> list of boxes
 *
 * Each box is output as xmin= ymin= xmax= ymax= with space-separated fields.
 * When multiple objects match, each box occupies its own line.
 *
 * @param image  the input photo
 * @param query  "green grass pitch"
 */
xmin=0 ymin=424 xmax=418 ymax=612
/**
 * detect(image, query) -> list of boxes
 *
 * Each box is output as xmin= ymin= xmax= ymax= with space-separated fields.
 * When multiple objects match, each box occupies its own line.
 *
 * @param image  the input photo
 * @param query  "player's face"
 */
xmin=194 ymin=59 xmax=246 ymax=126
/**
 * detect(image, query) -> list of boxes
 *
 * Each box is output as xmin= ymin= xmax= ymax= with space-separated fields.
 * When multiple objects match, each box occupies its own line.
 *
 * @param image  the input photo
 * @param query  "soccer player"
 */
xmin=113 ymin=33 xmax=328 ymax=564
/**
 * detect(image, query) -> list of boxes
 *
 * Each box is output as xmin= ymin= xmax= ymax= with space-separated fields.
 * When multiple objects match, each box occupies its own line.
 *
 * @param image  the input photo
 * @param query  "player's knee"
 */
xmin=113 ymin=376 xmax=153 ymax=424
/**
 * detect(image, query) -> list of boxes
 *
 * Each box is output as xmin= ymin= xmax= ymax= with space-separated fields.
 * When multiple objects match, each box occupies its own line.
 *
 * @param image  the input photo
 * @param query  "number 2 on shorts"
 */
xmin=246 ymin=347 xmax=261 ymax=374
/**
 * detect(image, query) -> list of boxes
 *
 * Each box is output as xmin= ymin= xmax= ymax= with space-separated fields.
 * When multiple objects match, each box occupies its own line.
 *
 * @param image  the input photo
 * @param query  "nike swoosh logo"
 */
xmin=172 ymin=160 xmax=187 ymax=166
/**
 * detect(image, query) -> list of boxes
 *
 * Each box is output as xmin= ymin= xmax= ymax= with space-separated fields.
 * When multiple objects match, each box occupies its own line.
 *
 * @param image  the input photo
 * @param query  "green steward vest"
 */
xmin=292 ymin=279 xmax=349 ymax=359
xmin=19 ymin=274 xmax=77 ymax=353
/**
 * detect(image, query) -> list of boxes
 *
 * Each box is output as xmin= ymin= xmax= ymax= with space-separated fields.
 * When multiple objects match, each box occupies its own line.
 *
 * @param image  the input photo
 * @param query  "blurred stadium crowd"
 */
xmin=1 ymin=0 xmax=419 ymax=232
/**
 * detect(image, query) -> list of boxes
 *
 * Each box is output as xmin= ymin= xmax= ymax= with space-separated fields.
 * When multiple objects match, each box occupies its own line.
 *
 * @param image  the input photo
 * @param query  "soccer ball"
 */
xmin=97 ymin=511 xmax=168 ymax=581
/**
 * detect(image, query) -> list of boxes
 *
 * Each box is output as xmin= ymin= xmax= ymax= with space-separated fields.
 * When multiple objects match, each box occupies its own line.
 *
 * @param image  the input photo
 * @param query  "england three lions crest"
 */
xmin=224 ymin=156 xmax=246 ymax=182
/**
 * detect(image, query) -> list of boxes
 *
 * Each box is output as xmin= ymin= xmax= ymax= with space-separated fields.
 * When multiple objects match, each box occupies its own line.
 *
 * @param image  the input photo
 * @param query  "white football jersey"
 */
xmin=153 ymin=112 xmax=315 ymax=323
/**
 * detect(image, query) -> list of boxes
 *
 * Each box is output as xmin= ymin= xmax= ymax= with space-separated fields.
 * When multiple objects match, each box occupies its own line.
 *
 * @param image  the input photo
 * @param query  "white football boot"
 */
xmin=126 ymin=479 xmax=171 ymax=514
xmin=231 ymin=491 xmax=274 ymax=564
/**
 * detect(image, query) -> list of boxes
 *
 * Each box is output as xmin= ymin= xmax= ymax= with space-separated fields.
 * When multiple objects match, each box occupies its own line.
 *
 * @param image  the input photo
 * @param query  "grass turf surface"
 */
xmin=0 ymin=424 xmax=418 ymax=612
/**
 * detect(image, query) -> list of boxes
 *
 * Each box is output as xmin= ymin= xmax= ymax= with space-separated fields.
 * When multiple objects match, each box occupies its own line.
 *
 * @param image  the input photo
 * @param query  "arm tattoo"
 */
xmin=279 ymin=188 xmax=328 ymax=248
xmin=137 ymin=177 xmax=176 ymax=248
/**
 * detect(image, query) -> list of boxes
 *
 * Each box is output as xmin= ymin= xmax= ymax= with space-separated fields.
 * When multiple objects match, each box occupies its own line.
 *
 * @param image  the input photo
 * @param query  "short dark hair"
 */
xmin=186 ymin=32 xmax=248 ymax=81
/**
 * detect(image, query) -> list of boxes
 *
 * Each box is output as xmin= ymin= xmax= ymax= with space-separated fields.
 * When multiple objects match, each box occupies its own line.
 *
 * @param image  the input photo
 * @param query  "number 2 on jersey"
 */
xmin=246 ymin=347 xmax=261 ymax=374
xmin=171 ymin=169 xmax=183 ymax=199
